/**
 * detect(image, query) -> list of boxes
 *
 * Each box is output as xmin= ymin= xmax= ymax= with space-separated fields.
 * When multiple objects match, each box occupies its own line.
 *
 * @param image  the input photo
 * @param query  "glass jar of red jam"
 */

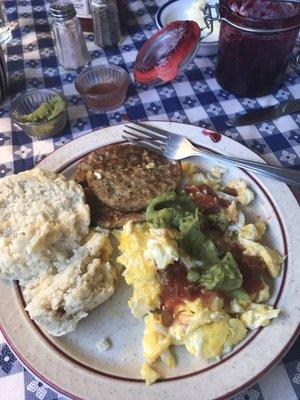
xmin=215 ymin=0 xmax=300 ymax=97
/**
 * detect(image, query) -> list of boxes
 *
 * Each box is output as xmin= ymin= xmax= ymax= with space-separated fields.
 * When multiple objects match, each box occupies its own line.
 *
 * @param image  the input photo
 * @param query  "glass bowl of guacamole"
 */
xmin=10 ymin=89 xmax=67 ymax=139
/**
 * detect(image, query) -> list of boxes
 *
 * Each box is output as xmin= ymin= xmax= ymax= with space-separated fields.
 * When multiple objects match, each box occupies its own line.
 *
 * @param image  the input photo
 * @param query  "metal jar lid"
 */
xmin=204 ymin=2 xmax=300 ymax=34
xmin=50 ymin=3 xmax=76 ymax=21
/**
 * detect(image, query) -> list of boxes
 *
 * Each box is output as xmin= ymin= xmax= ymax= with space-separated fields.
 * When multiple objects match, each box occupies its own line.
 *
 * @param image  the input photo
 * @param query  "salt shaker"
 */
xmin=91 ymin=0 xmax=122 ymax=47
xmin=50 ymin=3 xmax=90 ymax=70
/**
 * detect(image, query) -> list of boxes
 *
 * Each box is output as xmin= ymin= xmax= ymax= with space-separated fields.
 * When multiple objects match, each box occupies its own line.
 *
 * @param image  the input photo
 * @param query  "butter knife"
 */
xmin=226 ymin=99 xmax=300 ymax=127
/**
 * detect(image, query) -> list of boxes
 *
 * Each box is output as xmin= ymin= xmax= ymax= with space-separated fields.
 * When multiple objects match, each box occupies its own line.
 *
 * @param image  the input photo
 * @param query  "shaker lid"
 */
xmin=50 ymin=3 xmax=76 ymax=21
xmin=134 ymin=20 xmax=201 ymax=86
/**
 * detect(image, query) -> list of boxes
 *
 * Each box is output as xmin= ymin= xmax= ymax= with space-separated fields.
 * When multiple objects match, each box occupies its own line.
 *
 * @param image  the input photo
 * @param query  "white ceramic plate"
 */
xmin=0 ymin=122 xmax=299 ymax=400
xmin=155 ymin=0 xmax=220 ymax=56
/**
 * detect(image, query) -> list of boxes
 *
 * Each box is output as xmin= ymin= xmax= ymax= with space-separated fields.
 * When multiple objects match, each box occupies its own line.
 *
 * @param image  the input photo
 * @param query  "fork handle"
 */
xmin=190 ymin=147 xmax=300 ymax=188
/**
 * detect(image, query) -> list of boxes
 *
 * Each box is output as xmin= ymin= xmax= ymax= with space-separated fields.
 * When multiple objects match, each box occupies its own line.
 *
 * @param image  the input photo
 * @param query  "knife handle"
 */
xmin=193 ymin=148 xmax=300 ymax=188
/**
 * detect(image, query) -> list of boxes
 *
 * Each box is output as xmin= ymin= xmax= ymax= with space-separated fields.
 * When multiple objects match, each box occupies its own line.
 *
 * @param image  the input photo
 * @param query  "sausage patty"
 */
xmin=74 ymin=144 xmax=182 ymax=212
xmin=83 ymin=187 xmax=145 ymax=229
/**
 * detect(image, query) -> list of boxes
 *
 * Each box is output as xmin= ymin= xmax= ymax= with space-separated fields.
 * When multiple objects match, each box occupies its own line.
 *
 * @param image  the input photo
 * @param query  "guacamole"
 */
xmin=146 ymin=191 xmax=219 ymax=266
xmin=20 ymin=95 xmax=66 ymax=123
xmin=199 ymin=252 xmax=243 ymax=291
xmin=146 ymin=190 xmax=246 ymax=294
xmin=227 ymin=288 xmax=251 ymax=306
xmin=207 ymin=209 xmax=229 ymax=232
xmin=146 ymin=191 xmax=197 ymax=229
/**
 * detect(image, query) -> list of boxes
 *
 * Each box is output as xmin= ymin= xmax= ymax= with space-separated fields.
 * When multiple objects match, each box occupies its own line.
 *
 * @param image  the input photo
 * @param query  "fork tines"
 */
xmin=123 ymin=124 xmax=165 ymax=142
xmin=122 ymin=123 xmax=168 ymax=154
xmin=133 ymin=122 xmax=169 ymax=138
xmin=122 ymin=124 xmax=165 ymax=155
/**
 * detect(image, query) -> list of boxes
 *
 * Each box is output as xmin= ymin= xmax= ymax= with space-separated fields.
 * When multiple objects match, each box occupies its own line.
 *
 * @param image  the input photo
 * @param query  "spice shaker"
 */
xmin=50 ymin=3 xmax=90 ymax=70
xmin=72 ymin=0 xmax=94 ymax=32
xmin=91 ymin=0 xmax=122 ymax=47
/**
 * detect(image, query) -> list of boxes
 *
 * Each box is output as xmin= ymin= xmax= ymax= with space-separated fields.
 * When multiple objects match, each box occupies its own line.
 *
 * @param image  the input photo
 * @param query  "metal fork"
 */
xmin=123 ymin=122 xmax=300 ymax=188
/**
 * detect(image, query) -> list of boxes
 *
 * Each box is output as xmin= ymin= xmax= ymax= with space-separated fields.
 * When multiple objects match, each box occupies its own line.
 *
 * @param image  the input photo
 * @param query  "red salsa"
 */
xmin=239 ymin=255 xmax=265 ymax=293
xmin=222 ymin=187 xmax=238 ymax=197
xmin=184 ymin=184 xmax=230 ymax=214
xmin=160 ymin=261 xmax=221 ymax=326
xmin=209 ymin=236 xmax=265 ymax=294
xmin=229 ymin=243 xmax=265 ymax=293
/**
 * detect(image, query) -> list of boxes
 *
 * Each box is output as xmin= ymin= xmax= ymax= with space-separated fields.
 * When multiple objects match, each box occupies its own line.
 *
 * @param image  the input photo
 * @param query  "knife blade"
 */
xmin=226 ymin=99 xmax=300 ymax=127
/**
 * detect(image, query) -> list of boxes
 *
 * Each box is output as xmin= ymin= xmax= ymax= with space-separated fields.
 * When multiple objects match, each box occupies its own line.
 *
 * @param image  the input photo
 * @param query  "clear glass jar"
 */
xmin=0 ymin=44 xmax=7 ymax=104
xmin=50 ymin=3 xmax=90 ymax=70
xmin=0 ymin=0 xmax=12 ymax=45
xmin=91 ymin=0 xmax=122 ymax=48
xmin=215 ymin=0 xmax=300 ymax=97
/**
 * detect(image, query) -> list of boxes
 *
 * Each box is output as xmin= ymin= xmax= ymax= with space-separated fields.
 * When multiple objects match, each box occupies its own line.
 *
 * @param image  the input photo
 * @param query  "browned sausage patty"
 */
xmin=83 ymin=187 xmax=145 ymax=229
xmin=74 ymin=155 xmax=90 ymax=187
xmin=74 ymin=144 xmax=182 ymax=212
xmin=75 ymin=156 xmax=145 ymax=228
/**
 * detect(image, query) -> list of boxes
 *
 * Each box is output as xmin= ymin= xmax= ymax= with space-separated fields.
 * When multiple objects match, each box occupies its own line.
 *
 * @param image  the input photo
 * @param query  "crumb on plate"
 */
xmin=96 ymin=337 xmax=112 ymax=352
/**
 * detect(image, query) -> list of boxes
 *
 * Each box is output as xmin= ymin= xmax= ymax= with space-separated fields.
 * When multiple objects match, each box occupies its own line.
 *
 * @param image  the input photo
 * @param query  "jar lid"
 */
xmin=50 ymin=3 xmax=77 ymax=21
xmin=219 ymin=0 xmax=300 ymax=33
xmin=134 ymin=20 xmax=201 ymax=86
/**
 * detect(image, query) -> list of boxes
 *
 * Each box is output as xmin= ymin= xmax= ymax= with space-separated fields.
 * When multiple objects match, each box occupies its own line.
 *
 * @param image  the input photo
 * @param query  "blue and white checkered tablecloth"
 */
xmin=0 ymin=0 xmax=300 ymax=399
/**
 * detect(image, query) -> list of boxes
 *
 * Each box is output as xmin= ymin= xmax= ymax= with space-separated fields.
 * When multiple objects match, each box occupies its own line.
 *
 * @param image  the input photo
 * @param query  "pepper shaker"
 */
xmin=91 ymin=0 xmax=122 ymax=47
xmin=50 ymin=3 xmax=90 ymax=70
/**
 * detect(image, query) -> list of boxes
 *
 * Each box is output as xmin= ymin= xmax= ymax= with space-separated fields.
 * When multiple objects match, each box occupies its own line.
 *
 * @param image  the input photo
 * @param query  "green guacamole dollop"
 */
xmin=146 ymin=191 xmax=219 ymax=267
xmin=146 ymin=190 xmax=244 ymax=294
xmin=199 ymin=252 xmax=243 ymax=291
xmin=20 ymin=95 xmax=66 ymax=123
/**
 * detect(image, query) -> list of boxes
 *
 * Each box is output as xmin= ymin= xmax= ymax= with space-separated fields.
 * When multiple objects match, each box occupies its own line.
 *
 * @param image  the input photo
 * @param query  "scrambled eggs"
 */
xmin=117 ymin=222 xmax=161 ymax=318
xmin=239 ymin=221 xmax=266 ymax=241
xmin=227 ymin=178 xmax=255 ymax=205
xmin=238 ymin=238 xmax=284 ymax=278
xmin=144 ymin=228 xmax=179 ymax=269
xmin=117 ymin=163 xmax=283 ymax=384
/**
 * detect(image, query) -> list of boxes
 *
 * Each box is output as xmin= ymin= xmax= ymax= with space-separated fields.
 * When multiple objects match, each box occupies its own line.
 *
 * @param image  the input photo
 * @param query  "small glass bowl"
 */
xmin=75 ymin=65 xmax=130 ymax=111
xmin=10 ymin=89 xmax=67 ymax=139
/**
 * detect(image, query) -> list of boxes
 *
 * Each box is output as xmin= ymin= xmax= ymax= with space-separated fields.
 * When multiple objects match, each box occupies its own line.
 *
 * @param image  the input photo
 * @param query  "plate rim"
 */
xmin=2 ymin=316 xmax=300 ymax=400
xmin=1 ymin=121 xmax=299 ymax=400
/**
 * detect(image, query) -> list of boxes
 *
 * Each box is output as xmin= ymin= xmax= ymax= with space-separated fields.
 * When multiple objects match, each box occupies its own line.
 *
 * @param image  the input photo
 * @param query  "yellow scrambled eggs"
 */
xmin=117 ymin=164 xmax=283 ymax=384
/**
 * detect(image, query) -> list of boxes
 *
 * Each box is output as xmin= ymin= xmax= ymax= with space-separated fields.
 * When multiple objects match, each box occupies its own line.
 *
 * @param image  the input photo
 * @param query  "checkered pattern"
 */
xmin=0 ymin=0 xmax=299 ymax=399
